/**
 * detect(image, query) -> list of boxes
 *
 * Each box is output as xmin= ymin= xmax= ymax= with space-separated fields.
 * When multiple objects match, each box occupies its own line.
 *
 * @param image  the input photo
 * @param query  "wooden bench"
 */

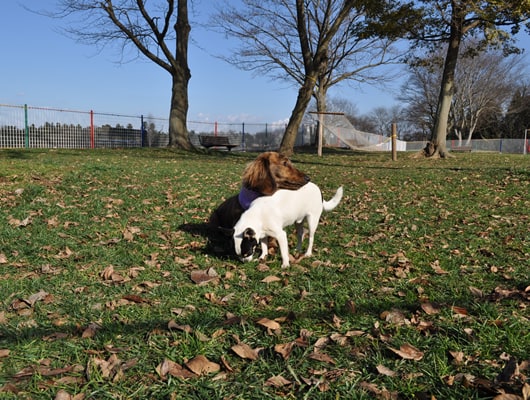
xmin=451 ymin=146 xmax=472 ymax=153
xmin=199 ymin=135 xmax=237 ymax=151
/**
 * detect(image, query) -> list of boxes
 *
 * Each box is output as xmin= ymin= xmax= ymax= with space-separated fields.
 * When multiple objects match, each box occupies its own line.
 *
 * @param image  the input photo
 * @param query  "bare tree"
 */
xmin=409 ymin=0 xmax=530 ymax=158
xmin=451 ymin=51 xmax=524 ymax=146
xmin=367 ymin=105 xmax=403 ymax=137
xmin=50 ymin=0 xmax=193 ymax=149
xmin=402 ymin=44 xmax=524 ymax=146
xmin=213 ymin=0 xmax=408 ymax=155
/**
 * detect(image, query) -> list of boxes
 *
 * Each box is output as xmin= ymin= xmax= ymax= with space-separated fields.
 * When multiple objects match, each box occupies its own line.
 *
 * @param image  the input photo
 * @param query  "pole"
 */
xmin=391 ymin=123 xmax=397 ymax=161
xmin=24 ymin=104 xmax=29 ymax=148
xmin=141 ymin=115 xmax=145 ymax=147
xmin=318 ymin=113 xmax=323 ymax=157
xmin=242 ymin=122 xmax=245 ymax=151
xmin=90 ymin=110 xmax=95 ymax=149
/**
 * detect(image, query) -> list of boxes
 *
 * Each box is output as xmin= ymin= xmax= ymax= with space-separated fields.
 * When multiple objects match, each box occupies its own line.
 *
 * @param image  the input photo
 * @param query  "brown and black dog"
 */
xmin=209 ymin=152 xmax=310 ymax=231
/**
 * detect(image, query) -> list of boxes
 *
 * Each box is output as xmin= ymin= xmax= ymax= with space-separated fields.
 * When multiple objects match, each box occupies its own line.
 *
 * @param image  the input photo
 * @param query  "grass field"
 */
xmin=0 ymin=148 xmax=529 ymax=399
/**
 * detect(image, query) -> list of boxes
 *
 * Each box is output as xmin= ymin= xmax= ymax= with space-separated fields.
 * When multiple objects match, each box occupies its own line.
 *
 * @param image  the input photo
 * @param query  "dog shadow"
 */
xmin=177 ymin=222 xmax=235 ymax=259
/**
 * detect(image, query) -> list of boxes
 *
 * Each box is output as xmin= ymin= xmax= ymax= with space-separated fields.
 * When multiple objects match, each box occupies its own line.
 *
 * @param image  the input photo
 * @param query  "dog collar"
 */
xmin=238 ymin=187 xmax=263 ymax=210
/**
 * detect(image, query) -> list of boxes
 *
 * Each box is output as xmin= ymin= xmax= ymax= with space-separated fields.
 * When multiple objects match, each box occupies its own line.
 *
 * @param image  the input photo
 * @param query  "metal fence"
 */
xmin=1 ymin=103 xmax=528 ymax=153
xmin=0 ymin=103 xmax=313 ymax=151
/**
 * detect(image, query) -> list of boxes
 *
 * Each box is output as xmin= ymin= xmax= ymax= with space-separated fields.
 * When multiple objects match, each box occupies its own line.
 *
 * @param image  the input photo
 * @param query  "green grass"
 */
xmin=0 ymin=148 xmax=529 ymax=399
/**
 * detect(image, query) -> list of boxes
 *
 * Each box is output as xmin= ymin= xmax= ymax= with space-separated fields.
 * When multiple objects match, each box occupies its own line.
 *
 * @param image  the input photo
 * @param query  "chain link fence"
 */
xmin=1 ymin=104 xmax=528 ymax=153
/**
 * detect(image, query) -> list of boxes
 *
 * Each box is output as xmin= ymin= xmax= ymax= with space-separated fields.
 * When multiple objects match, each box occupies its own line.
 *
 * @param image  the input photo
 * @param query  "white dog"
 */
xmin=232 ymin=182 xmax=343 ymax=267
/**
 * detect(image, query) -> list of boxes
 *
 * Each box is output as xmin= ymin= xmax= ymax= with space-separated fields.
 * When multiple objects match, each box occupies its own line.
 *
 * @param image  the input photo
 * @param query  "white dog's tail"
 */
xmin=323 ymin=186 xmax=343 ymax=211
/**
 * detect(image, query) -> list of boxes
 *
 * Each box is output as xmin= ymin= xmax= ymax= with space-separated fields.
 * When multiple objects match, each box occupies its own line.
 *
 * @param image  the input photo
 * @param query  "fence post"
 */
xmin=391 ymin=123 xmax=397 ymax=161
xmin=24 ymin=104 xmax=29 ymax=148
xmin=242 ymin=122 xmax=246 ymax=151
xmin=141 ymin=115 xmax=145 ymax=147
xmin=90 ymin=110 xmax=95 ymax=149
xmin=318 ymin=114 xmax=323 ymax=157
xmin=265 ymin=123 xmax=268 ymax=150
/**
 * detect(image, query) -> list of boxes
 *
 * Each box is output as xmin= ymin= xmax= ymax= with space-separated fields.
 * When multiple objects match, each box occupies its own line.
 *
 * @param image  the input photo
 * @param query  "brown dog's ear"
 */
xmin=243 ymin=228 xmax=256 ymax=239
xmin=243 ymin=153 xmax=276 ymax=195
xmin=218 ymin=227 xmax=235 ymax=236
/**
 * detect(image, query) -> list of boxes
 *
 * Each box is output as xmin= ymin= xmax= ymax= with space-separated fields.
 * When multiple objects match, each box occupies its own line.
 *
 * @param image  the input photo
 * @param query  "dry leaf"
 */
xmin=25 ymin=290 xmax=50 ymax=306
xmin=261 ymin=275 xmax=281 ymax=283
xmin=0 ymin=253 xmax=7 ymax=264
xmin=469 ymin=286 xmax=484 ymax=298
xmin=167 ymin=320 xmax=193 ymax=333
xmin=265 ymin=375 xmax=292 ymax=387
xmin=55 ymin=389 xmax=72 ymax=400
xmin=0 ymin=349 xmax=10 ymax=358
xmin=420 ymin=302 xmax=440 ymax=315
xmin=122 ymin=294 xmax=149 ymax=304
xmin=191 ymin=268 xmax=219 ymax=285
xmin=257 ymin=318 xmax=281 ymax=331
xmin=381 ymin=309 xmax=409 ymax=325
xmin=81 ymin=322 xmax=101 ymax=339
xmin=332 ymin=314 xmax=342 ymax=328
xmin=376 ymin=364 xmax=397 ymax=377
xmin=185 ymin=355 xmax=220 ymax=376
xmin=388 ymin=343 xmax=424 ymax=361
xmin=449 ymin=350 xmax=465 ymax=365
xmin=231 ymin=343 xmax=260 ymax=360
xmin=156 ymin=358 xmax=196 ymax=379
xmin=308 ymin=351 xmax=336 ymax=365
xmin=451 ymin=306 xmax=468 ymax=317
xmin=431 ymin=260 xmax=448 ymax=274
xmin=274 ymin=342 xmax=295 ymax=360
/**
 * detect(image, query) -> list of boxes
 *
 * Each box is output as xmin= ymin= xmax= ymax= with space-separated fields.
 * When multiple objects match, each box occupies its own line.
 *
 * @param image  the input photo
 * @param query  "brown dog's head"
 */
xmin=241 ymin=152 xmax=310 ymax=195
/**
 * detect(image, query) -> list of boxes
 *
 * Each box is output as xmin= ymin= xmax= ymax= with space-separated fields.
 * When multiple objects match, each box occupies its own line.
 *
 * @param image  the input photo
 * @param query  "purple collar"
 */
xmin=238 ymin=187 xmax=263 ymax=210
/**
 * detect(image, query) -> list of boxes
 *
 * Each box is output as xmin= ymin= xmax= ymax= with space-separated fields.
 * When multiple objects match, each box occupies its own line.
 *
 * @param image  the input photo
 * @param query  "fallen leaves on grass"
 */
xmin=265 ymin=375 xmax=292 ymax=388
xmin=185 ymin=355 xmax=220 ymax=376
xmin=360 ymin=381 xmax=398 ymax=399
xmin=157 ymin=355 xmax=220 ymax=379
xmin=376 ymin=364 xmax=397 ymax=377
xmin=191 ymin=268 xmax=219 ymax=285
xmin=100 ymin=265 xmax=127 ymax=283
xmin=261 ymin=275 xmax=281 ymax=283
xmin=12 ymin=360 xmax=84 ymax=380
xmin=156 ymin=358 xmax=196 ymax=379
xmin=89 ymin=354 xmax=137 ymax=382
xmin=7 ymin=215 xmax=32 ymax=227
xmin=10 ymin=290 xmax=52 ymax=315
xmin=231 ymin=342 xmax=262 ymax=360
xmin=388 ymin=343 xmax=424 ymax=361
xmin=80 ymin=322 xmax=99 ymax=339
xmin=256 ymin=317 xmax=281 ymax=334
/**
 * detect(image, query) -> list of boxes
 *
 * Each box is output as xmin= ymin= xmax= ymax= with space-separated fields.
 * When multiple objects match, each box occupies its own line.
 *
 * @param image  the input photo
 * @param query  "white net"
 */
xmin=311 ymin=112 xmax=406 ymax=152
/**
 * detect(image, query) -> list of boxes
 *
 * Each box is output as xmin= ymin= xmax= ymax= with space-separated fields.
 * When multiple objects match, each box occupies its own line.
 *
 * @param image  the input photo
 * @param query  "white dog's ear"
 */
xmin=243 ymin=228 xmax=256 ymax=239
xmin=218 ymin=227 xmax=235 ymax=236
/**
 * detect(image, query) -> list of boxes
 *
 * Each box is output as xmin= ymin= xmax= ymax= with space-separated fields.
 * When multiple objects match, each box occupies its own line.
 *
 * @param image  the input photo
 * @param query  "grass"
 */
xmin=0 ymin=148 xmax=529 ymax=399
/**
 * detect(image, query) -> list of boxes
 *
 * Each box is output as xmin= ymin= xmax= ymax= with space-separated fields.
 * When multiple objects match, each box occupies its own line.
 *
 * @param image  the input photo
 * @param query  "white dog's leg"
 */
xmin=259 ymin=237 xmax=268 ymax=260
xmin=276 ymin=230 xmax=290 ymax=268
xmin=304 ymin=215 xmax=319 ymax=257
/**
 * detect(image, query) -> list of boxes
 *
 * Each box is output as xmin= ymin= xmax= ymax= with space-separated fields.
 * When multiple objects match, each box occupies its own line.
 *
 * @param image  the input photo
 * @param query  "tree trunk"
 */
xmin=279 ymin=76 xmax=317 ymax=156
xmin=168 ymin=0 xmax=192 ymax=149
xmin=424 ymin=0 xmax=464 ymax=158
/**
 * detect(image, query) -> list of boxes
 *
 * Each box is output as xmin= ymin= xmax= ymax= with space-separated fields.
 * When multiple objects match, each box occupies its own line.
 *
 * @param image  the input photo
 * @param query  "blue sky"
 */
xmin=1 ymin=1 xmax=529 ymax=125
